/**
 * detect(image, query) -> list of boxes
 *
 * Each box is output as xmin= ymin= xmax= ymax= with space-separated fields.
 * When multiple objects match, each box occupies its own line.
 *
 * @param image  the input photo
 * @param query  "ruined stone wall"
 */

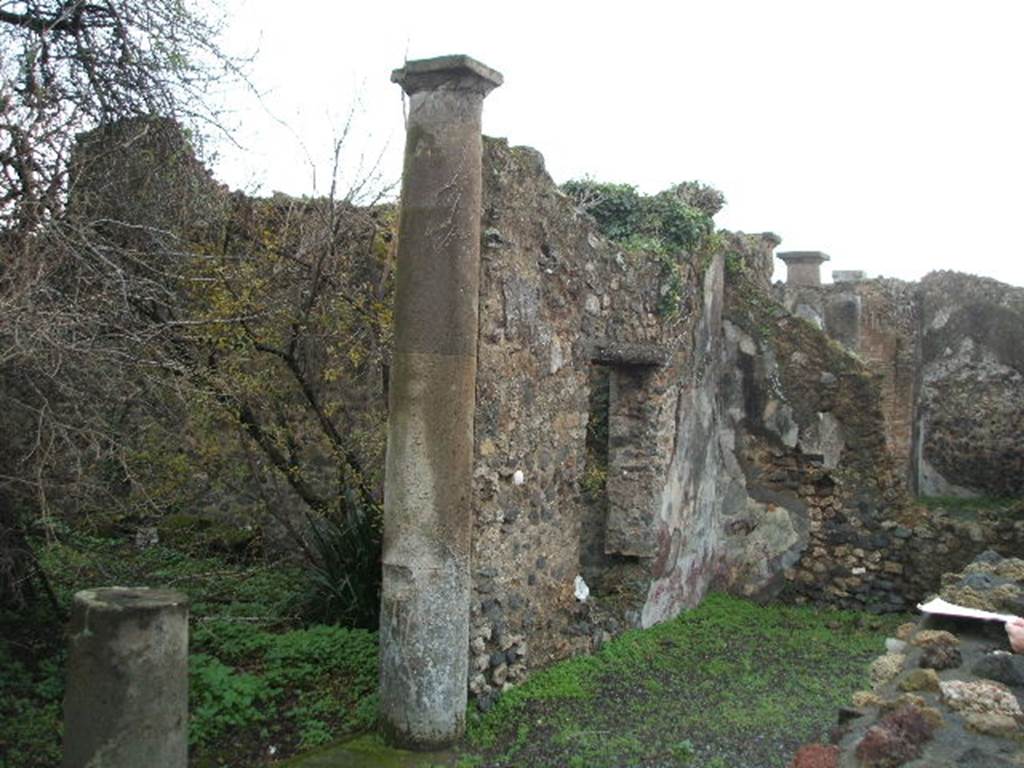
xmin=77 ymin=117 xmax=1024 ymax=706
xmin=468 ymin=139 xmax=729 ymax=699
xmin=846 ymin=281 xmax=919 ymax=482
xmin=465 ymin=147 xmax=990 ymax=693
xmin=721 ymin=265 xmax=912 ymax=612
xmin=749 ymin=267 xmax=1024 ymax=611
xmin=778 ymin=271 xmax=1024 ymax=499
xmin=777 ymin=278 xmax=920 ymax=488
xmin=465 ymin=230 xmax=1024 ymax=672
xmin=637 ymin=235 xmax=727 ymax=627
xmin=916 ymin=271 xmax=1024 ymax=498
xmin=69 ymin=117 xmax=227 ymax=246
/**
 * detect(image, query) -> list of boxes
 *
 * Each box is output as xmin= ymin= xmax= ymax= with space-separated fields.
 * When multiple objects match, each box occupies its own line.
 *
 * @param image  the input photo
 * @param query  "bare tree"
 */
xmin=1 ymin=111 xmax=397 ymax=626
xmin=0 ymin=2 xmax=398 ymax=627
xmin=0 ymin=0 xmax=240 ymax=232
xmin=0 ymin=0 xmax=242 ymax=609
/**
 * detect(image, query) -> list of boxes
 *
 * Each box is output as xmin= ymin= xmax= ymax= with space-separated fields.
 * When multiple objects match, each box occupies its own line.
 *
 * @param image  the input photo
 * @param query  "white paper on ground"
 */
xmin=917 ymin=596 xmax=1020 ymax=624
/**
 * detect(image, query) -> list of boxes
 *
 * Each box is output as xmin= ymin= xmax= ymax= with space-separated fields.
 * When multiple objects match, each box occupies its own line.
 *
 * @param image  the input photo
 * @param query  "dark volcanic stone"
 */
xmin=476 ymin=691 xmax=498 ymax=713
xmin=884 ymin=705 xmax=936 ymax=744
xmin=957 ymin=747 xmax=1016 ymax=767
xmin=960 ymin=572 xmax=998 ymax=590
xmin=838 ymin=707 xmax=866 ymax=725
xmin=975 ymin=549 xmax=1003 ymax=565
xmin=971 ymin=652 xmax=1024 ymax=687
xmin=854 ymin=705 xmax=937 ymax=768
xmin=920 ymin=644 xmax=963 ymax=671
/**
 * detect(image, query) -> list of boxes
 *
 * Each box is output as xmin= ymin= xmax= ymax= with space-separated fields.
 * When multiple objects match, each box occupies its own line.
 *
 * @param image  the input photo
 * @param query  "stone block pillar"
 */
xmin=62 ymin=587 xmax=189 ymax=768
xmin=778 ymin=251 xmax=830 ymax=286
xmin=380 ymin=55 xmax=502 ymax=749
xmin=832 ymin=269 xmax=866 ymax=283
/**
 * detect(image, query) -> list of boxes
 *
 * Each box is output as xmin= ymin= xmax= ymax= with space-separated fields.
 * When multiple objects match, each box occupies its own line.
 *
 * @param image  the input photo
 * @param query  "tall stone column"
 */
xmin=379 ymin=55 xmax=502 ymax=749
xmin=62 ymin=587 xmax=189 ymax=768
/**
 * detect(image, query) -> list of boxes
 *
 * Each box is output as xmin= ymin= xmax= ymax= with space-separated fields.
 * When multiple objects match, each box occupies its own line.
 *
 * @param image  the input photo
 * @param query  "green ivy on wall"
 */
xmin=561 ymin=179 xmax=723 ymax=316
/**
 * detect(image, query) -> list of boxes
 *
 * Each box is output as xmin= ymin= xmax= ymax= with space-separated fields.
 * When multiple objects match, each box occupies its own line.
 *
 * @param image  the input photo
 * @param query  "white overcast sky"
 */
xmin=213 ymin=0 xmax=1024 ymax=286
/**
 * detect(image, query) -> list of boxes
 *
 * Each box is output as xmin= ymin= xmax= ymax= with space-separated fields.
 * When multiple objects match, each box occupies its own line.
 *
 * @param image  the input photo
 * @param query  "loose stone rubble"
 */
xmin=792 ymin=551 xmax=1024 ymax=767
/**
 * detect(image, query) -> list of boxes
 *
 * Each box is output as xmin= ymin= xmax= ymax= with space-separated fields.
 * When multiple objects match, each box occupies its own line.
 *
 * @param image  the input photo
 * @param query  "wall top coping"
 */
xmin=777 ymin=251 xmax=831 ymax=264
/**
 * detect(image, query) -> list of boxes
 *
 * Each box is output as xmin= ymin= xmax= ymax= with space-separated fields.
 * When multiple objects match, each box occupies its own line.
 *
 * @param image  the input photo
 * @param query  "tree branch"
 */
xmin=232 ymin=398 xmax=329 ymax=514
xmin=0 ymin=4 xmax=110 ymax=35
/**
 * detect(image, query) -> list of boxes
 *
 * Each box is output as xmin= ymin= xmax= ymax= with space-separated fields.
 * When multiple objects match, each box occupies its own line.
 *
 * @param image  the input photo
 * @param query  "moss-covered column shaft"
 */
xmin=62 ymin=587 xmax=189 ymax=768
xmin=380 ymin=55 xmax=502 ymax=749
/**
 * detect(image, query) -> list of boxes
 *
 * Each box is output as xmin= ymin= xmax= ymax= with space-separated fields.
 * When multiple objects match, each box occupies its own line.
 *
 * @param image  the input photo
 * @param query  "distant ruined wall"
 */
xmin=721 ymin=260 xmax=911 ymax=612
xmin=69 ymin=117 xmax=227 ymax=245
xmin=777 ymin=278 xmax=919 ymax=488
xmin=777 ymin=271 xmax=1024 ymax=499
xmin=916 ymin=272 xmax=1024 ymax=498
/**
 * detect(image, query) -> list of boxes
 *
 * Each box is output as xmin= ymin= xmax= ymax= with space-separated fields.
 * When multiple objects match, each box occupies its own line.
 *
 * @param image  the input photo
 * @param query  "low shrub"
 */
xmin=300 ymin=485 xmax=382 ymax=629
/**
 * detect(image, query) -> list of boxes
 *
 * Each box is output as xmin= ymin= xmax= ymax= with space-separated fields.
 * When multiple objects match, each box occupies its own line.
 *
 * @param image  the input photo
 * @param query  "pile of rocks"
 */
xmin=791 ymin=550 xmax=1024 ymax=767
xmin=468 ymin=618 xmax=528 ymax=710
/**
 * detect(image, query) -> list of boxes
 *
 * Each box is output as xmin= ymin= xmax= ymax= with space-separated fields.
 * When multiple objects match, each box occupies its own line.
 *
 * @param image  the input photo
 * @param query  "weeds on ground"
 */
xmin=917 ymin=495 xmax=1020 ymax=512
xmin=4 ymin=532 xmax=902 ymax=768
xmin=0 ymin=532 xmax=379 ymax=768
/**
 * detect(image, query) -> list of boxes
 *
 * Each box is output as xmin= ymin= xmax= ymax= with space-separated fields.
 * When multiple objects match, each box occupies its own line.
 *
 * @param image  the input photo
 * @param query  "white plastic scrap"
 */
xmin=917 ymin=596 xmax=1019 ymax=624
xmin=574 ymin=575 xmax=590 ymax=602
xmin=513 ymin=469 xmax=525 ymax=486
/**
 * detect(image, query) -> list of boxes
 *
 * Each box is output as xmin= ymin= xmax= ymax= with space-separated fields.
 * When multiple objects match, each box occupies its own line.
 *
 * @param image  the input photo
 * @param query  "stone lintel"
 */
xmin=392 ymin=55 xmax=503 ymax=96
xmin=590 ymin=341 xmax=671 ymax=367
xmin=777 ymin=251 xmax=831 ymax=266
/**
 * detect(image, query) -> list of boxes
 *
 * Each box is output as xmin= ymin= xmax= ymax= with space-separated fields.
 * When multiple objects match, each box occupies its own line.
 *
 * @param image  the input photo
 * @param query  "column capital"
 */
xmin=777 ymin=250 xmax=831 ymax=267
xmin=778 ymin=250 xmax=831 ymax=287
xmin=392 ymin=55 xmax=503 ymax=97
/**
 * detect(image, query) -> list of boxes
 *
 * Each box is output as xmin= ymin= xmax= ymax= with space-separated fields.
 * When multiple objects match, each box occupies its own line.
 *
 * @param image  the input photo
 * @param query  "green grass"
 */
xmin=464 ymin=593 xmax=903 ymax=768
xmin=916 ymin=495 xmax=1023 ymax=524
xmin=187 ymin=623 xmax=378 ymax=760
xmin=917 ymin=494 xmax=1020 ymax=512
